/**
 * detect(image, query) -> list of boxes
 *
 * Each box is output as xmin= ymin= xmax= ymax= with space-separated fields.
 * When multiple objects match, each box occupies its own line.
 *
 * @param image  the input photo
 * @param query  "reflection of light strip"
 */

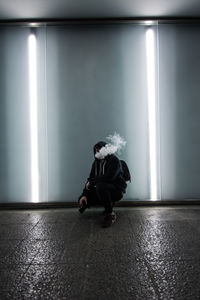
xmin=146 ymin=28 xmax=157 ymax=200
xmin=28 ymin=33 xmax=39 ymax=202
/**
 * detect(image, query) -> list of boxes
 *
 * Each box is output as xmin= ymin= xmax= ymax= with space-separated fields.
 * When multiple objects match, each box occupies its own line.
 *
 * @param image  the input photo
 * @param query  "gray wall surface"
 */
xmin=159 ymin=24 xmax=200 ymax=199
xmin=46 ymin=24 xmax=149 ymax=202
xmin=0 ymin=23 xmax=200 ymax=202
xmin=0 ymin=27 xmax=31 ymax=202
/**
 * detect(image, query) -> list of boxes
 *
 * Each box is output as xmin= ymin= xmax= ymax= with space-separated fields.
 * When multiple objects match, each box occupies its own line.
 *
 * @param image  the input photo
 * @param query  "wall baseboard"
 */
xmin=0 ymin=199 xmax=200 ymax=210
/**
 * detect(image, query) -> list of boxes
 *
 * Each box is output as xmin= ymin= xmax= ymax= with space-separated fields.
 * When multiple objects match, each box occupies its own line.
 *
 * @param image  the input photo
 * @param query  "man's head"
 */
xmin=93 ymin=141 xmax=107 ymax=157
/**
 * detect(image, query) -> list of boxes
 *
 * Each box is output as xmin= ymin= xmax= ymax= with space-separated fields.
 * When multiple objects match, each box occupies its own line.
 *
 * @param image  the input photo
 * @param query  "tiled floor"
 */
xmin=0 ymin=205 xmax=200 ymax=299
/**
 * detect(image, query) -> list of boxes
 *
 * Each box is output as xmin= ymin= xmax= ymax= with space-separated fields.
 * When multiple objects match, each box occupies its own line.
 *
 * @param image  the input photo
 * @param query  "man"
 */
xmin=78 ymin=141 xmax=127 ymax=228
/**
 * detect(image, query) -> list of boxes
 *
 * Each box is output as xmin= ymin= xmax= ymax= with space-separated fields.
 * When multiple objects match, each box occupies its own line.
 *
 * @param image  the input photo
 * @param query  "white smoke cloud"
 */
xmin=95 ymin=132 xmax=126 ymax=159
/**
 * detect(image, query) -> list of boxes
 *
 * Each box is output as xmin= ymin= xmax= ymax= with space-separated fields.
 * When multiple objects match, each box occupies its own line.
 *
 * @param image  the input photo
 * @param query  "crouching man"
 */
xmin=78 ymin=141 xmax=127 ymax=228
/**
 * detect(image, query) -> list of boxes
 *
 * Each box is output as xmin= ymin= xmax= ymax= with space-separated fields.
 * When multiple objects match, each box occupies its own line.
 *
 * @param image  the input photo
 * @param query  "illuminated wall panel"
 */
xmin=0 ymin=26 xmax=31 ymax=202
xmin=159 ymin=24 xmax=200 ymax=199
xmin=46 ymin=24 xmax=150 ymax=201
xmin=1 ymin=23 xmax=200 ymax=203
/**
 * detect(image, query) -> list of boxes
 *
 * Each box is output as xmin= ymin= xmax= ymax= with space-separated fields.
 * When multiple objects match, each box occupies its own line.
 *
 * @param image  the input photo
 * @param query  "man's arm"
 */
xmin=87 ymin=161 xmax=96 ymax=181
xmin=78 ymin=161 xmax=96 ymax=202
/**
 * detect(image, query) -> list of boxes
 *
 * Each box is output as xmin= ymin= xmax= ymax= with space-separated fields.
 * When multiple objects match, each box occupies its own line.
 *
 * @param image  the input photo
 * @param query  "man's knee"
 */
xmin=96 ymin=182 xmax=108 ymax=194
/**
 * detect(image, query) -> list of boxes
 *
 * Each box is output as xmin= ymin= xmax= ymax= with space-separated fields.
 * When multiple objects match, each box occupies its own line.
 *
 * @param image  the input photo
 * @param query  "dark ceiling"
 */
xmin=0 ymin=0 xmax=200 ymax=21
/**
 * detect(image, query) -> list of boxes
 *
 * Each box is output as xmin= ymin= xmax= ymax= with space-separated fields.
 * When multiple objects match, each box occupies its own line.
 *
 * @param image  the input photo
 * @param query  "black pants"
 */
xmin=85 ymin=182 xmax=123 ymax=214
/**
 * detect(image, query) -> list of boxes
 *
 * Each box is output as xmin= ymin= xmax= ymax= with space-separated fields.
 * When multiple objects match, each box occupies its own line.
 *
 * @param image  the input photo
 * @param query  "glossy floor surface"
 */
xmin=0 ymin=206 xmax=200 ymax=299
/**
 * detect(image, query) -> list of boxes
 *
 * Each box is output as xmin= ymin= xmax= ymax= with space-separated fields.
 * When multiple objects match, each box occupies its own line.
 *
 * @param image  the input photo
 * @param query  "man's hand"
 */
xmin=86 ymin=181 xmax=90 ymax=190
xmin=79 ymin=196 xmax=87 ymax=206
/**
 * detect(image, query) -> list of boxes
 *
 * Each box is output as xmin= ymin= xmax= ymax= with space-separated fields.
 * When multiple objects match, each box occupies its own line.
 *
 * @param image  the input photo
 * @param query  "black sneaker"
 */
xmin=102 ymin=212 xmax=116 ymax=228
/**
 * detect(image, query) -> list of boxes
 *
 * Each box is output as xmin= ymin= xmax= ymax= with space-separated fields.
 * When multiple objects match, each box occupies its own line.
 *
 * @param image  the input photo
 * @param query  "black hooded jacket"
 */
xmin=80 ymin=142 xmax=127 ymax=198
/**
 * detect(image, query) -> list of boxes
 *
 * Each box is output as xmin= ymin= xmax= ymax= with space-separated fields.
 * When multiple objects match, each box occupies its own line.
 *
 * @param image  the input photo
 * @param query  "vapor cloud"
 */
xmin=95 ymin=132 xmax=126 ymax=159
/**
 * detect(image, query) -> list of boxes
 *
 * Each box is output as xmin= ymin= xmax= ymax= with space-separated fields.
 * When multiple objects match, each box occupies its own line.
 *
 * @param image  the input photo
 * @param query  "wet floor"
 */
xmin=0 ymin=205 xmax=200 ymax=299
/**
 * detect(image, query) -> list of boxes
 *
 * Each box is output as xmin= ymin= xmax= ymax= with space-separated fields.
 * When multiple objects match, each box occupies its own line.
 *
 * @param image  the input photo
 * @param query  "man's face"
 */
xmin=95 ymin=147 xmax=101 ymax=154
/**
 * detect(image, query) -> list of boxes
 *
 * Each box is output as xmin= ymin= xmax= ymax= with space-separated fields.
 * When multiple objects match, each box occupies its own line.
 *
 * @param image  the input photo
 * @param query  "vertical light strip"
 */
xmin=28 ymin=32 xmax=39 ymax=202
xmin=146 ymin=27 xmax=158 ymax=200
